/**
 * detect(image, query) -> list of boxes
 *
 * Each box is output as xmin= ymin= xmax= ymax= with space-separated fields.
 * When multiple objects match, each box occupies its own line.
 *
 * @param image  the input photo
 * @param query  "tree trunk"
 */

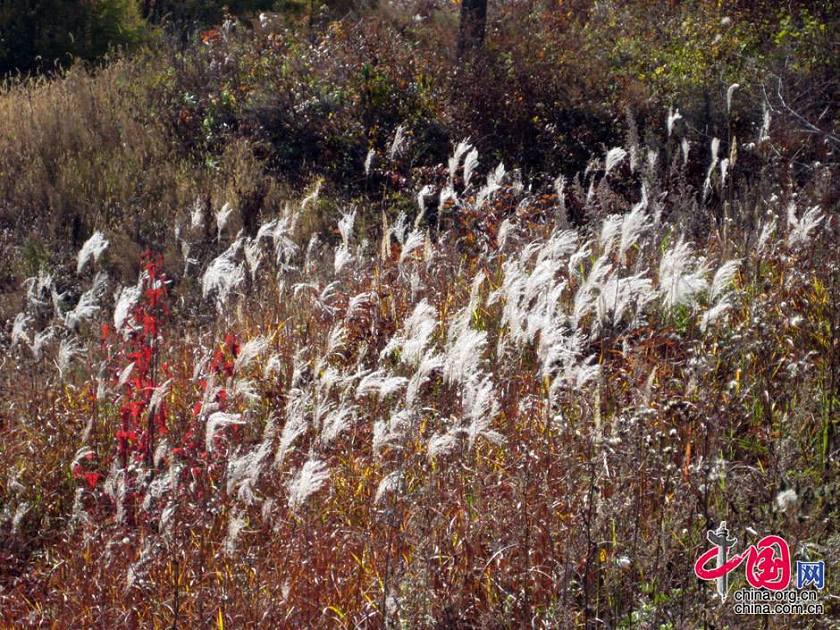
xmin=458 ymin=0 xmax=487 ymax=59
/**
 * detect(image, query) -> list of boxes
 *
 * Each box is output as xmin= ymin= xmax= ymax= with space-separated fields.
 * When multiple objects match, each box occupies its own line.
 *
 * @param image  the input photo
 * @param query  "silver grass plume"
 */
xmin=726 ymin=84 xmax=739 ymax=114
xmin=287 ymin=458 xmax=330 ymax=511
xmin=658 ymin=237 xmax=710 ymax=310
xmin=604 ymin=147 xmax=627 ymax=175
xmin=11 ymin=313 xmax=31 ymax=349
xmin=787 ymin=204 xmax=823 ymax=247
xmin=234 ymin=336 xmax=269 ymax=372
xmin=388 ymin=125 xmax=408 ymax=161
xmin=463 ymin=147 xmax=479 ymax=189
xmin=215 ymin=202 xmax=235 ymax=241
xmin=76 ymin=231 xmax=109 ymax=274
xmin=31 ymin=327 xmax=55 ymax=361
xmin=114 ymin=284 xmax=142 ymax=333
xmin=667 ymin=107 xmax=682 ymax=137
xmin=202 ymin=238 xmax=246 ymax=310
xmin=710 ymin=259 xmax=741 ymax=302
xmin=356 ymin=370 xmax=408 ymax=400
xmin=381 ymin=299 xmax=438 ymax=367
xmin=334 ymin=210 xmax=356 ymax=274
xmin=205 ymin=412 xmax=245 ymax=452
xmin=448 ymin=139 xmax=473 ymax=184
xmin=57 ymin=337 xmax=83 ymax=379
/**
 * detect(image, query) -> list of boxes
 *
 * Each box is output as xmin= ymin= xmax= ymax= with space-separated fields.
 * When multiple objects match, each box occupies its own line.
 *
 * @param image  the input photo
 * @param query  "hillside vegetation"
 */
xmin=0 ymin=1 xmax=837 ymax=627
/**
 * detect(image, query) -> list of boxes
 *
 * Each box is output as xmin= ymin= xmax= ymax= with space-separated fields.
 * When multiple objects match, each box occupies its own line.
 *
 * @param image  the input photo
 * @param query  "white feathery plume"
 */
xmin=70 ymin=446 xmax=95 ymax=474
xmin=114 ymin=284 xmax=141 ymax=333
xmin=347 ymin=291 xmax=374 ymax=318
xmin=373 ymin=408 xmax=414 ymax=454
xmin=326 ymin=325 xmax=345 ymax=356
xmin=243 ymin=236 xmax=262 ymax=280
xmin=226 ymin=422 xmax=275 ymax=505
xmin=787 ymin=205 xmax=823 ymax=247
xmin=374 ymin=471 xmax=401 ymax=504
xmin=301 ymin=181 xmax=322 ymax=212
xmin=337 ymin=209 xmax=356 ymax=244
xmin=364 ymin=148 xmax=375 ymax=176
xmin=476 ymin=162 xmax=505 ymax=206
xmin=710 ymin=259 xmax=740 ymax=301
xmin=463 ymin=376 xmax=503 ymax=450
xmin=190 ymin=197 xmax=205 ymax=229
xmin=272 ymin=215 xmax=299 ymax=269
xmin=703 ymin=138 xmax=721 ymax=200
xmin=382 ymin=299 xmax=438 ymax=366
xmin=596 ymin=272 xmax=654 ymax=329
xmin=618 ymin=187 xmax=650 ymax=263
xmin=11 ymin=313 xmax=31 ymax=349
xmin=681 ymin=138 xmax=690 ymax=165
xmin=391 ymin=212 xmax=408 ymax=245
xmin=274 ymin=384 xmax=311 ymax=468
xmin=759 ymin=102 xmax=771 ymax=143
xmin=427 ymin=425 xmax=461 ymax=460
xmin=444 ymin=326 xmax=486 ymax=385
xmin=205 ymin=412 xmax=245 ymax=452
xmin=334 ymin=210 xmax=356 ymax=274
xmin=215 ymin=202 xmax=235 ymax=241
xmin=726 ymin=84 xmax=739 ymax=114
xmin=572 ymin=253 xmax=613 ymax=327
xmin=30 ymin=327 xmax=55 ymax=361
xmin=64 ymin=272 xmax=108 ymax=331
xmin=756 ymin=217 xmax=777 ymax=253
xmin=658 ymin=237 xmax=710 ymax=309
xmin=415 ymin=184 xmax=435 ymax=228
xmin=439 ymin=185 xmax=458 ymax=214
xmin=497 ymin=218 xmax=515 ymax=249
xmin=538 ymin=325 xmax=583 ymax=380
xmin=321 ymin=405 xmax=354 ymax=445
xmin=554 ymin=175 xmax=568 ymax=228
xmin=356 ymin=370 xmax=408 ymax=400
xmin=568 ymin=240 xmax=593 ymax=279
xmin=447 ymin=271 xmax=486 ymax=343
xmin=540 ymin=229 xmax=579 ymax=264
xmin=448 ymin=139 xmax=473 ymax=183
xmin=463 ymin=147 xmax=479 ymax=189
xmin=233 ymin=379 xmax=260 ymax=405
xmin=388 ymin=125 xmax=408 ymax=161
xmin=599 ymin=214 xmax=623 ymax=254
xmin=700 ymin=298 xmax=732 ymax=333
xmin=256 ymin=217 xmax=278 ymax=242
xmin=263 ymin=354 xmax=283 ymax=379
xmin=202 ymin=238 xmax=246 ymax=309
xmin=287 ymin=458 xmax=330 ymax=511
xmin=316 ymin=281 xmax=341 ymax=315
xmin=647 ymin=148 xmax=658 ymax=172
xmin=148 ymin=378 xmax=172 ymax=416
xmin=77 ymin=231 xmax=109 ymax=274
xmin=523 ymin=258 xmax=558 ymax=305
xmin=667 ymin=107 xmax=682 ymax=137
xmin=719 ymin=158 xmax=729 ymax=189
xmin=604 ymin=147 xmax=627 ymax=175
xmin=57 ymin=337 xmax=83 ymax=379
xmin=399 ymin=229 xmax=425 ymax=265
xmin=406 ymin=353 xmax=444 ymax=406
xmin=23 ymin=270 xmax=52 ymax=310
xmin=235 ymin=336 xmax=268 ymax=372
xmin=117 ymin=362 xmax=135 ymax=388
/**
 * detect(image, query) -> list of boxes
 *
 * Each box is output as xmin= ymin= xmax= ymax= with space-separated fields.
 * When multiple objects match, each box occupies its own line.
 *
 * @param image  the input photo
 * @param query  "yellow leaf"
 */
xmin=217 ymin=608 xmax=224 ymax=630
